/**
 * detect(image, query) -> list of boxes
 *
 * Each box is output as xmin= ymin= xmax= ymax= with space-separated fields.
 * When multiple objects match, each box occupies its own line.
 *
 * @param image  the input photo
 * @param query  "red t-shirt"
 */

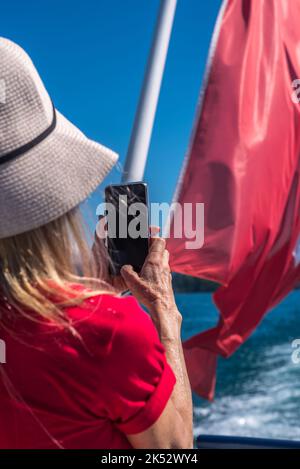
xmin=0 ymin=292 xmax=176 ymax=448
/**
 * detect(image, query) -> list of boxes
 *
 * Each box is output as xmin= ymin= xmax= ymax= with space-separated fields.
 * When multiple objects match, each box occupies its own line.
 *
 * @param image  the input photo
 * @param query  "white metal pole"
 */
xmin=122 ymin=0 xmax=177 ymax=183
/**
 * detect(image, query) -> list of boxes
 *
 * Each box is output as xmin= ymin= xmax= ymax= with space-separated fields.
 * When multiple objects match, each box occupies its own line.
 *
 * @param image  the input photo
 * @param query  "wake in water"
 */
xmin=176 ymin=291 xmax=300 ymax=441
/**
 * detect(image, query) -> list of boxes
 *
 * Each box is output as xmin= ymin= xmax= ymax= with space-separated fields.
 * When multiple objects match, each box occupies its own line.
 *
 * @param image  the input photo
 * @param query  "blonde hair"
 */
xmin=0 ymin=207 xmax=113 ymax=332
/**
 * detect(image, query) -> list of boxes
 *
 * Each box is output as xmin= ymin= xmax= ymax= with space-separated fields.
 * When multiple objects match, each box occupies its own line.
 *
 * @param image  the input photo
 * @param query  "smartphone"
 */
xmin=104 ymin=182 xmax=149 ymax=275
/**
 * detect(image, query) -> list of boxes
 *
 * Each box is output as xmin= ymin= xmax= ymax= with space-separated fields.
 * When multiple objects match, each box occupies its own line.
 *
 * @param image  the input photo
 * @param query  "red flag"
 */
xmin=167 ymin=0 xmax=300 ymax=400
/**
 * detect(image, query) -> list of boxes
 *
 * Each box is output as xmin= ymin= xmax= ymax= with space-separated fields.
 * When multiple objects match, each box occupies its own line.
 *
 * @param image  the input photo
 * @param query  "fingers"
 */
xmin=149 ymin=226 xmax=160 ymax=248
xmin=163 ymin=249 xmax=170 ymax=268
xmin=149 ymin=237 xmax=166 ymax=253
xmin=149 ymin=225 xmax=160 ymax=237
xmin=145 ymin=238 xmax=168 ymax=266
xmin=120 ymin=265 xmax=144 ymax=289
xmin=111 ymin=275 xmax=128 ymax=294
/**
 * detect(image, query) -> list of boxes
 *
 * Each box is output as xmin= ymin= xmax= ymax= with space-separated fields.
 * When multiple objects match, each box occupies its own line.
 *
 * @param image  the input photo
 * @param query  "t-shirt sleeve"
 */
xmin=98 ymin=295 xmax=176 ymax=435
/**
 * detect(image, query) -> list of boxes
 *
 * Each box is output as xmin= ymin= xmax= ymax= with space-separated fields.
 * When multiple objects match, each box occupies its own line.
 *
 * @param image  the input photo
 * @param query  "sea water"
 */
xmin=176 ymin=291 xmax=300 ymax=441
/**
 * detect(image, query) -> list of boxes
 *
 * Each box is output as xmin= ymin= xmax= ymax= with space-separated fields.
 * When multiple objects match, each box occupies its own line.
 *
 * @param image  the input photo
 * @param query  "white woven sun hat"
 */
xmin=0 ymin=37 xmax=118 ymax=239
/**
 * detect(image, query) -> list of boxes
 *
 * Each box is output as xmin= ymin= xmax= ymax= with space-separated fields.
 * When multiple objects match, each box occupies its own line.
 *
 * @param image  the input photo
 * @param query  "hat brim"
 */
xmin=0 ymin=109 xmax=118 ymax=238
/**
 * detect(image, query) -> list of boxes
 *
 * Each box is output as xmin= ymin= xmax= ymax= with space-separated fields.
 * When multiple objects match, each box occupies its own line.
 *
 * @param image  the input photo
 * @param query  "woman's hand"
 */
xmin=120 ymin=236 xmax=182 ymax=339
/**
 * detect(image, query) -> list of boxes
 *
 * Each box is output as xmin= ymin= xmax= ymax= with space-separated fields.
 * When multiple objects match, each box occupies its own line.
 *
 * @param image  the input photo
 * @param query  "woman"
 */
xmin=0 ymin=37 xmax=193 ymax=449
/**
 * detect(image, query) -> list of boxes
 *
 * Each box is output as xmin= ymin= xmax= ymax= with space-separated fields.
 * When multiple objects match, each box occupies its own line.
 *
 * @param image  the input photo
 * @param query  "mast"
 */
xmin=122 ymin=0 xmax=177 ymax=183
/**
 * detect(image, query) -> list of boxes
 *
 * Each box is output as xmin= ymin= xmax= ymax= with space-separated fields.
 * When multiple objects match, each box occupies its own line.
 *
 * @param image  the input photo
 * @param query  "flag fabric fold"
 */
xmin=167 ymin=0 xmax=300 ymax=399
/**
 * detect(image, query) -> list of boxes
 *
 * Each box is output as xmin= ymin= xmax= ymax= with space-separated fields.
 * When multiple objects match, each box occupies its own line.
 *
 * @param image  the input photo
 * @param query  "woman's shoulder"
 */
xmin=65 ymin=291 xmax=155 ymax=343
xmin=66 ymin=290 xmax=147 ymax=321
xmin=62 ymin=291 xmax=163 ymax=371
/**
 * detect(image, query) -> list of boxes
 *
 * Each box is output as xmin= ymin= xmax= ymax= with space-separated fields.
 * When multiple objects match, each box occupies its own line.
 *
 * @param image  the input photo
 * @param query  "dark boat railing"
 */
xmin=196 ymin=434 xmax=300 ymax=449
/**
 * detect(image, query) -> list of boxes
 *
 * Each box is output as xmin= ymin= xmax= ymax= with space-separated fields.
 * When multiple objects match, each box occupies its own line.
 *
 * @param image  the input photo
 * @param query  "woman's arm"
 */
xmin=153 ymin=305 xmax=193 ymax=446
xmin=127 ymin=308 xmax=193 ymax=449
xmin=120 ymin=237 xmax=193 ymax=449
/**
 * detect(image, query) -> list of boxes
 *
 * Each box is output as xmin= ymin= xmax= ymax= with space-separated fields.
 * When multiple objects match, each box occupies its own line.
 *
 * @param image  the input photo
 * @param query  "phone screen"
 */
xmin=104 ymin=182 xmax=149 ymax=275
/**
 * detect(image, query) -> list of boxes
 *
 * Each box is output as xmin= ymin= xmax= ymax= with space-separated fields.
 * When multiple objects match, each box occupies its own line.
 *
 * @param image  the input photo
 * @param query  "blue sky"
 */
xmin=1 ymin=0 xmax=221 ymax=219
